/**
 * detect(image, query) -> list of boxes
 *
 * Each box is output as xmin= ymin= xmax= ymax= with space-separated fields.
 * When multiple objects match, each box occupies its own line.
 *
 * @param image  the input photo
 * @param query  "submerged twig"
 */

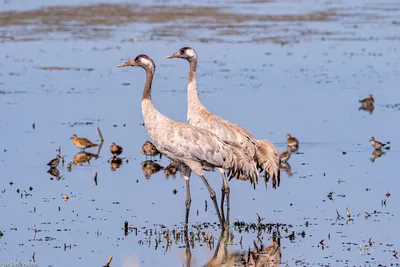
xmin=97 ymin=126 xmax=104 ymax=142
xmin=34 ymin=224 xmax=37 ymax=241
xmin=335 ymin=208 xmax=342 ymax=221
xmin=97 ymin=141 xmax=104 ymax=156
xmin=124 ymin=220 xmax=129 ymax=236
xmin=96 ymin=126 xmax=105 ymax=155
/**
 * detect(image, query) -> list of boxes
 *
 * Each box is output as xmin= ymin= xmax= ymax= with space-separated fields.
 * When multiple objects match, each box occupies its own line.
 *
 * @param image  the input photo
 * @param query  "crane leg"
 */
xmin=218 ymin=168 xmax=230 ymax=225
xmin=185 ymin=178 xmax=191 ymax=225
xmin=222 ymin=172 xmax=230 ymax=225
xmin=220 ymin=186 xmax=225 ymax=224
xmin=180 ymin=166 xmax=192 ymax=225
xmin=199 ymin=175 xmax=224 ymax=226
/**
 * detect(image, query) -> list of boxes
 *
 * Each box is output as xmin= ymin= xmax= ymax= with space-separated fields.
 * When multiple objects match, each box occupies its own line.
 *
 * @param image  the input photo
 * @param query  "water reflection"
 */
xmin=359 ymin=94 xmax=374 ymax=115
xmin=178 ymin=198 xmax=280 ymax=266
xmin=279 ymin=146 xmax=293 ymax=163
xmin=72 ymin=151 xmax=98 ymax=165
xmin=130 ymin=200 xmax=286 ymax=266
xmin=141 ymin=160 xmax=164 ymax=178
xmin=280 ymin=161 xmax=292 ymax=177
xmin=370 ymin=149 xmax=385 ymax=163
xmin=110 ymin=157 xmax=123 ymax=171
xmin=359 ymin=104 xmax=374 ymax=115
xmin=47 ymin=167 xmax=61 ymax=180
xmin=164 ymin=161 xmax=180 ymax=178
xmin=287 ymin=144 xmax=298 ymax=153
xmin=202 ymin=227 xmax=281 ymax=267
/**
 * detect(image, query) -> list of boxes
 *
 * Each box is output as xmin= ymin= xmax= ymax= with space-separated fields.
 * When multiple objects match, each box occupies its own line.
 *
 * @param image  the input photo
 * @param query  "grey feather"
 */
xmin=134 ymin=57 xmax=259 ymax=185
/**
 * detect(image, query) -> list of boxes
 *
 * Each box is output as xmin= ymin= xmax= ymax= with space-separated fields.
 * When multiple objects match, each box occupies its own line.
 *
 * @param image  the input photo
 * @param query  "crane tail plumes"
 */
xmin=222 ymin=143 xmax=259 ymax=188
xmin=255 ymin=140 xmax=280 ymax=185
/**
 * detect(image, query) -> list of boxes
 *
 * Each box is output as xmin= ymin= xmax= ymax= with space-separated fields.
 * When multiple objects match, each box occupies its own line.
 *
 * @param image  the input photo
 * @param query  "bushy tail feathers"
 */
xmin=255 ymin=140 xmax=280 ymax=186
xmin=222 ymin=142 xmax=259 ymax=188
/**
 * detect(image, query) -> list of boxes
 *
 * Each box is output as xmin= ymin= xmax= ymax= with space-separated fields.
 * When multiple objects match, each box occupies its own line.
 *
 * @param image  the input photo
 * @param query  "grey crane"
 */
xmin=117 ymin=54 xmax=258 ymax=226
xmin=166 ymin=47 xmax=280 ymax=223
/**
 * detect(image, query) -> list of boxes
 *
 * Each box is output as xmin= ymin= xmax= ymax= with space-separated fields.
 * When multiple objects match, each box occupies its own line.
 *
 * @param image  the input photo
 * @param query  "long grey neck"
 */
xmin=141 ymin=65 xmax=169 ymax=141
xmin=141 ymin=67 xmax=159 ymax=130
xmin=142 ymin=67 xmax=153 ymax=101
xmin=187 ymin=59 xmax=203 ymax=110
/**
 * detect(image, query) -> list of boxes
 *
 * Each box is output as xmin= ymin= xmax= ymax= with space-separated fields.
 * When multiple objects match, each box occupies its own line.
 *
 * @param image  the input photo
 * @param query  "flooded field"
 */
xmin=1 ymin=0 xmax=400 ymax=266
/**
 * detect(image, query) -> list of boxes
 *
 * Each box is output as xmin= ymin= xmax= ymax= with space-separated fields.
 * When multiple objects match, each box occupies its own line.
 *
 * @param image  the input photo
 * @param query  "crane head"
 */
xmin=117 ymin=54 xmax=155 ymax=71
xmin=165 ymin=47 xmax=197 ymax=61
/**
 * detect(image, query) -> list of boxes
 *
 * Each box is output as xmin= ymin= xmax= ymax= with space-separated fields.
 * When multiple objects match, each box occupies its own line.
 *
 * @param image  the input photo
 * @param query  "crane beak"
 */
xmin=165 ymin=52 xmax=179 ymax=59
xmin=117 ymin=61 xmax=133 ymax=67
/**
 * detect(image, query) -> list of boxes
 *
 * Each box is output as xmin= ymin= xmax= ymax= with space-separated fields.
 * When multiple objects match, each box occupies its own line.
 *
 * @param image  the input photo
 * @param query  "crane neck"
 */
xmin=141 ymin=66 xmax=160 ymax=132
xmin=142 ymin=67 xmax=154 ymax=101
xmin=188 ymin=59 xmax=202 ymax=108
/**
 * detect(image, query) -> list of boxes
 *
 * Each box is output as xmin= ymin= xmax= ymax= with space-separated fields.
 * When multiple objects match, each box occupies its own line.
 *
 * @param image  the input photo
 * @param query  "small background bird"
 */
xmin=71 ymin=134 xmax=98 ymax=150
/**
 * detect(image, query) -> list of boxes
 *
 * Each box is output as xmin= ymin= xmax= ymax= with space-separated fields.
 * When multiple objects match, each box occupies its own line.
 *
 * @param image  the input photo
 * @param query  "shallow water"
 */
xmin=1 ymin=0 xmax=400 ymax=266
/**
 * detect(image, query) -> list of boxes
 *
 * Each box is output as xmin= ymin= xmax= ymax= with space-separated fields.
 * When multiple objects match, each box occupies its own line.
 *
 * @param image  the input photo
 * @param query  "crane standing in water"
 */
xmin=166 ymin=47 xmax=280 ymax=223
xmin=117 ymin=54 xmax=258 ymax=226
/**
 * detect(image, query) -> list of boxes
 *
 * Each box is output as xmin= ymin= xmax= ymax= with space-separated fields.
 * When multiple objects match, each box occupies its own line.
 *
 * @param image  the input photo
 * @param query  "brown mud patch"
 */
xmin=0 ymin=2 xmax=398 ymax=44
